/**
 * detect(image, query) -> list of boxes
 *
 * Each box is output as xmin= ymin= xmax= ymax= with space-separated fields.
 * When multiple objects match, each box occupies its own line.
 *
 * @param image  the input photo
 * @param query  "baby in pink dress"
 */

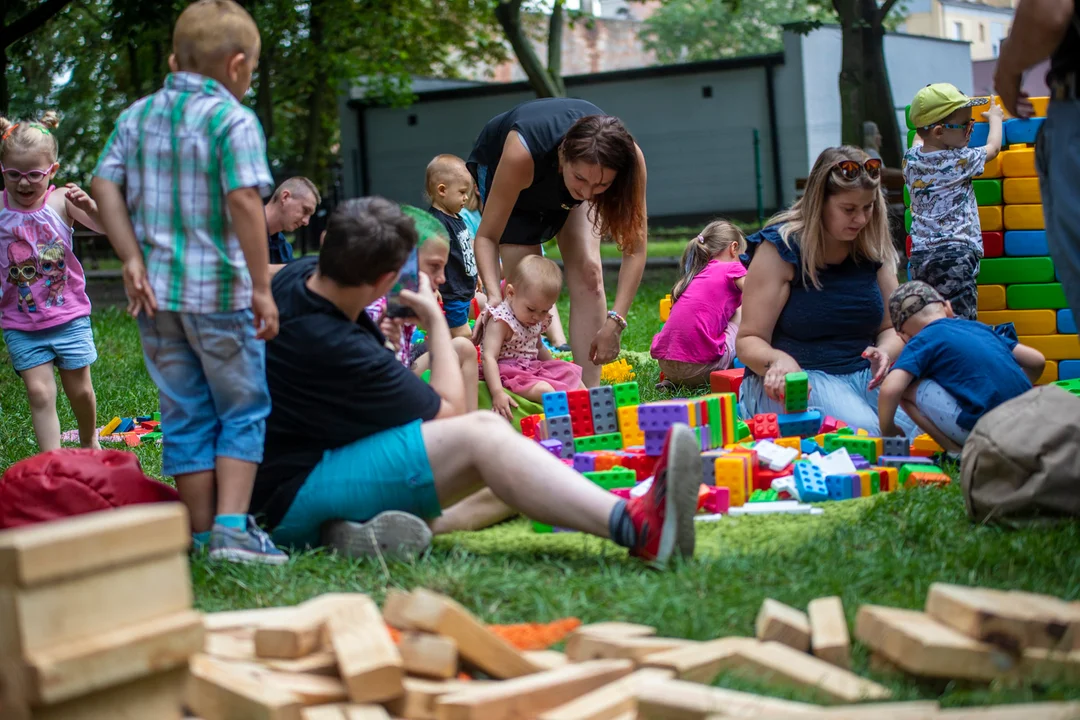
xmin=474 ymin=255 xmax=583 ymax=420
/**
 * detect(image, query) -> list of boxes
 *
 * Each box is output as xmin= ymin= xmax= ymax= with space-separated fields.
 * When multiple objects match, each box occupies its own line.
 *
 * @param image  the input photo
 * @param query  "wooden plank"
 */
xmin=265 ymin=671 xmax=349 ymax=705
xmin=262 ymin=651 xmax=338 ymax=676
xmin=1006 ymin=590 xmax=1080 ymax=650
xmin=1018 ymin=647 xmax=1080 ymax=684
xmin=523 ymin=650 xmax=569 ymax=671
xmin=0 ymin=504 xmax=189 ymax=588
xmin=641 ymin=637 xmax=757 ymax=683
xmin=635 ymin=678 xmax=821 ymax=719
xmin=325 ymin=594 xmax=404 ymax=703
xmin=35 ymin=666 xmax=189 ymax=720
xmin=756 ymin=599 xmax=811 ymax=652
xmin=435 ymin=659 xmax=634 ymax=720
xmin=302 ymin=706 xmax=393 ymax=720
xmin=564 ymin=634 xmax=696 ymax=663
xmin=926 ymin=583 xmax=1075 ymax=652
xmin=203 ymin=606 xmax=299 ymax=632
xmin=256 ymin=594 xmax=355 ymax=659
xmin=384 ymin=678 xmax=483 ymax=720
xmin=855 ymin=605 xmax=1018 ymax=681
xmin=716 ymin=641 xmax=891 ymax=703
xmin=937 ymin=703 xmax=1080 ymax=719
xmin=720 ymin=701 xmax=941 ymax=719
xmin=563 ymin=623 xmax=656 ymax=660
xmin=383 ymin=589 xmax=416 ymax=630
xmin=538 ymin=667 xmax=673 ymax=720
xmin=204 ymin=632 xmax=256 ymax=662
xmin=808 ymin=596 xmax=851 ymax=669
xmin=402 ymin=588 xmax=542 ymax=679
xmin=399 ymin=632 xmax=459 ymax=679
xmin=186 ymin=654 xmax=303 ymax=720
xmin=26 ymin=609 xmax=204 ymax=705
xmin=302 ymin=706 xmax=350 ymax=720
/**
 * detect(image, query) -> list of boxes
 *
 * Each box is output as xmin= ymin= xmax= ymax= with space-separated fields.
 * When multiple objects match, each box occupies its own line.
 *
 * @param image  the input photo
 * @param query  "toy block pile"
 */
xmin=0 ymin=505 xmax=203 ymax=719
xmin=62 ymin=412 xmax=163 ymax=447
xmin=904 ymin=96 xmax=1078 ymax=385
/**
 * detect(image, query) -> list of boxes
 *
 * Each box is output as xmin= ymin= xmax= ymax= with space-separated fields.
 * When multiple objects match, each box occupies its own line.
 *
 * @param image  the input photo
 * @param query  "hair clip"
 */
xmin=1 ymin=123 xmax=19 ymax=142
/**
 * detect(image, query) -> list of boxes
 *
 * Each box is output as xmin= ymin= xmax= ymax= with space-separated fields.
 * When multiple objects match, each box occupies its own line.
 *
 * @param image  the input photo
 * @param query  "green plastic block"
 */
xmin=735 ymin=420 xmax=751 ymax=442
xmin=1007 ymin=283 xmax=1068 ymax=310
xmin=784 ymin=371 xmax=808 ymax=413
xmin=978 ymin=257 xmax=1055 ymax=285
xmin=584 ymin=467 xmax=636 ymax=490
xmin=905 ymin=104 xmax=914 ymax=131
xmin=574 ymin=433 xmax=623 ymax=452
xmin=141 ymin=431 xmax=162 ymax=441
xmin=152 ymin=412 xmax=161 ymax=422
xmin=904 ymin=185 xmax=910 ymax=207
xmin=421 ymin=369 xmax=432 ymax=383
xmin=870 ymin=473 xmax=881 ymax=495
xmin=835 ymin=427 xmax=854 ymax=436
xmin=899 ymin=462 xmax=942 ymax=488
xmin=1053 ymin=378 xmax=1080 ymax=397
xmin=907 ymin=128 xmax=917 ymax=148
xmin=973 ymin=179 xmax=1003 ymax=206
xmin=905 ymin=208 xmax=912 ymax=233
xmin=824 ymin=435 xmax=879 ymax=463
xmin=532 ymin=520 xmax=553 ymax=533
xmin=747 ymin=488 xmax=779 ymax=503
xmin=613 ymin=382 xmax=640 ymax=408
xmin=704 ymin=396 xmax=722 ymax=448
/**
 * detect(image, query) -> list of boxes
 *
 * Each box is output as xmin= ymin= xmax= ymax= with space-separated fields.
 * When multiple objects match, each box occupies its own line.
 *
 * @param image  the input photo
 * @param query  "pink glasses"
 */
xmin=0 ymin=163 xmax=57 ymax=184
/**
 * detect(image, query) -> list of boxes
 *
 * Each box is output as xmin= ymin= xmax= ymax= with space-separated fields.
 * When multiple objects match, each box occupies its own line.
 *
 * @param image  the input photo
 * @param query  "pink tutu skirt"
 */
xmin=488 ymin=357 xmax=583 ymax=394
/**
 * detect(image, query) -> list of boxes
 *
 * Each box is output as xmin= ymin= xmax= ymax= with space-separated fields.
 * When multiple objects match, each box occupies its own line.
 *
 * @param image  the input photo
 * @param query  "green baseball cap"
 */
xmin=909 ymin=83 xmax=987 ymax=128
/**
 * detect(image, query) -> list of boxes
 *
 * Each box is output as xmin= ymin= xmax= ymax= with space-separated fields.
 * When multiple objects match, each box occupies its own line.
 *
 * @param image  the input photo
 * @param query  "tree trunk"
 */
xmin=256 ymin=40 xmax=275 ymax=141
xmin=548 ymin=0 xmax=566 ymax=96
xmin=300 ymin=0 xmax=328 ymax=180
xmin=495 ymin=0 xmax=563 ymax=98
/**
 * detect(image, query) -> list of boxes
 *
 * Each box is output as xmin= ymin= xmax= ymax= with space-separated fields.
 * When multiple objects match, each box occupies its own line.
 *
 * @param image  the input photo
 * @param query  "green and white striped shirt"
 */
xmin=94 ymin=72 xmax=274 ymax=313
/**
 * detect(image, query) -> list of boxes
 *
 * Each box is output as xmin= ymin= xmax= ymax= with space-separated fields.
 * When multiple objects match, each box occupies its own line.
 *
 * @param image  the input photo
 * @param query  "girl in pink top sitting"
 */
xmin=651 ymin=221 xmax=747 ymax=389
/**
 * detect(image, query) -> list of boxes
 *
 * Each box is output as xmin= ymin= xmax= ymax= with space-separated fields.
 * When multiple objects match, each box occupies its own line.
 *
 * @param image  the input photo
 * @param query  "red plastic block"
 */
xmin=566 ymin=389 xmax=595 ymax=437
xmin=520 ymin=414 xmax=543 ymax=439
xmin=750 ymin=413 xmax=779 ymax=440
xmin=710 ymin=368 xmax=745 ymax=398
xmin=820 ymin=415 xmax=847 ymax=434
xmin=753 ymin=465 xmax=793 ymax=492
xmin=983 ymin=231 xmax=1003 ymax=258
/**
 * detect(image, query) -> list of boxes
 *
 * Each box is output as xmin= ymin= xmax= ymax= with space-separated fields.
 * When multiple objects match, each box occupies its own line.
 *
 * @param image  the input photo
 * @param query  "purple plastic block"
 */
xmin=849 ymin=453 xmax=871 ymax=470
xmin=637 ymin=403 xmax=690 ymax=432
xmin=540 ymin=439 xmax=563 ymax=457
xmin=574 ymin=453 xmax=596 ymax=473
xmin=851 ymin=475 xmax=863 ymax=498
xmin=644 ymin=429 xmax=668 ymax=457
xmin=878 ymin=455 xmax=933 ymax=468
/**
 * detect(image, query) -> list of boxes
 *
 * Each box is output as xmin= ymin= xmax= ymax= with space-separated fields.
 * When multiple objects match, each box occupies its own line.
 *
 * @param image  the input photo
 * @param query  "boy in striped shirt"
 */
xmin=92 ymin=0 xmax=286 ymax=564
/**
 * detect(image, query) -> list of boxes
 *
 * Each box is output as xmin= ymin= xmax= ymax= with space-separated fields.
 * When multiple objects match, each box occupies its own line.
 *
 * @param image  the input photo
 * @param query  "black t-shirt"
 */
xmin=467 ymin=97 xmax=601 ymax=244
xmin=1049 ymin=7 xmax=1080 ymax=80
xmin=428 ymin=206 xmax=477 ymax=303
xmin=250 ymin=257 xmax=443 ymax=529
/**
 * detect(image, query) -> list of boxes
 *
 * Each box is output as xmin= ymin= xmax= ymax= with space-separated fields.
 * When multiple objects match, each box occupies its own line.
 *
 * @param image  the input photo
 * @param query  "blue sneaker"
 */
xmin=209 ymin=516 xmax=289 ymax=565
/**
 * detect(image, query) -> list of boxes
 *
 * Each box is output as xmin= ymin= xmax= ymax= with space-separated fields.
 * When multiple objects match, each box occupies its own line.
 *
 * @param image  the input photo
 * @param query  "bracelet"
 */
xmin=607 ymin=310 xmax=627 ymax=331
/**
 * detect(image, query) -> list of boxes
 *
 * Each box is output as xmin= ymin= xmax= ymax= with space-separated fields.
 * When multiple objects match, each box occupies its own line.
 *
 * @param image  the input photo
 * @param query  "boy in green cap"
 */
xmin=903 ymin=83 xmax=1004 ymax=321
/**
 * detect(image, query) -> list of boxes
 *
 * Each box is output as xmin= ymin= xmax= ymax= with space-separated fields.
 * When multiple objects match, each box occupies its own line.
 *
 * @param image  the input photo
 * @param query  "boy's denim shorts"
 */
xmin=137 ymin=310 xmax=270 ymax=478
xmin=914 ymin=379 xmax=969 ymax=446
xmin=3 ymin=316 xmax=97 ymax=373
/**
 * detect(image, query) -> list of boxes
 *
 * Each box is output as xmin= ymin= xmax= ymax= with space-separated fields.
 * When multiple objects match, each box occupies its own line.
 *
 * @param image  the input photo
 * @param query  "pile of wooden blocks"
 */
xmin=0 ymin=504 xmax=204 ymax=719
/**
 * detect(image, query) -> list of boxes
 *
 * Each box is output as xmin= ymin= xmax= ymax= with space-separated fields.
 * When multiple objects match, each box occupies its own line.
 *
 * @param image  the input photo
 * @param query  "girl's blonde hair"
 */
xmin=0 ymin=111 xmax=61 ymax=163
xmin=766 ymin=146 xmax=896 ymax=289
xmin=672 ymin=220 xmax=746 ymax=303
xmin=510 ymin=255 xmax=563 ymax=298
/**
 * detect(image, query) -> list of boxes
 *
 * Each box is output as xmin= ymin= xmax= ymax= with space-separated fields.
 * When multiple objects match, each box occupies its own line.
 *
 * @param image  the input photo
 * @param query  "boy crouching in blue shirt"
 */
xmin=878 ymin=281 xmax=1046 ymax=452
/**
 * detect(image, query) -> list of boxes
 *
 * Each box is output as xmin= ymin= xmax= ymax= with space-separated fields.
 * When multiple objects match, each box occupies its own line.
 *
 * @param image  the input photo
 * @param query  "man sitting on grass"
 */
xmin=250 ymin=196 xmax=700 ymax=564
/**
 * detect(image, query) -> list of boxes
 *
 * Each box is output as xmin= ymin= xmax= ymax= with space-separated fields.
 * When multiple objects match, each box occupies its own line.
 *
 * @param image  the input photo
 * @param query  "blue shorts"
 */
xmin=137 ymin=310 xmax=270 ymax=477
xmin=914 ymin=379 xmax=970 ymax=446
xmin=443 ymin=299 xmax=471 ymax=328
xmin=272 ymin=420 xmax=440 ymax=548
xmin=3 ymin=316 xmax=97 ymax=373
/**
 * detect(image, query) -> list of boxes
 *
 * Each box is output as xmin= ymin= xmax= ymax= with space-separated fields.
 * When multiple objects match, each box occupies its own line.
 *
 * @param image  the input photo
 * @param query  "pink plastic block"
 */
xmin=704 ymin=486 xmax=731 ymax=514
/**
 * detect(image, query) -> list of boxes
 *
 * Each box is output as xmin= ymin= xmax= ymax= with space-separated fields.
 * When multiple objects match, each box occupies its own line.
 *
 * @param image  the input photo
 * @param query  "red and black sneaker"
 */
xmin=626 ymin=423 xmax=699 ymax=565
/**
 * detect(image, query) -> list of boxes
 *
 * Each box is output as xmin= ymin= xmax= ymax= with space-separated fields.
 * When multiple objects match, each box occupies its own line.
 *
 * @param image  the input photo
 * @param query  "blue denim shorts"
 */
xmin=443 ymin=298 xmax=471 ymax=328
xmin=137 ymin=310 xmax=270 ymax=477
xmin=272 ymin=420 xmax=440 ymax=549
xmin=914 ymin=379 xmax=969 ymax=446
xmin=3 ymin=316 xmax=97 ymax=373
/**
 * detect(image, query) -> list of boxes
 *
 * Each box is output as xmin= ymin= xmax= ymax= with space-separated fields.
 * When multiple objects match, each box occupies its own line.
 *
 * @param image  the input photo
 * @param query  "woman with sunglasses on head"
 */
xmin=736 ymin=146 xmax=918 ymax=437
xmin=1 ymin=112 xmax=105 ymax=452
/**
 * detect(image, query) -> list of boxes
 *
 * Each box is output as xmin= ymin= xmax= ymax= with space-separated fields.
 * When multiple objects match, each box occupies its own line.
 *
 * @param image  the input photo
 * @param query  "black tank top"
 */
xmin=468 ymin=98 xmax=603 ymax=244
xmin=1049 ymin=7 xmax=1080 ymax=81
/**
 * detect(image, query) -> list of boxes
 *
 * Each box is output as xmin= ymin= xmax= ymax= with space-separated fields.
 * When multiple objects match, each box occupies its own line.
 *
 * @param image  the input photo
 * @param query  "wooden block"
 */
xmin=641 ymin=637 xmax=756 ymax=683
xmin=325 ymin=594 xmax=404 ymax=704
xmin=402 ymin=588 xmax=541 ymax=679
xmin=186 ymin=654 xmax=303 ymax=720
xmin=565 ymin=634 xmax=696 ymax=664
xmin=435 ymin=659 xmax=634 ymax=720
xmin=635 ymin=678 xmax=821 ymax=719
xmin=25 ymin=609 xmax=203 ymax=705
xmin=1018 ymin=647 xmax=1080 ymax=684
xmin=384 ymin=678 xmax=482 ymax=720
xmin=538 ymin=667 xmax=672 ymax=720
xmin=204 ymin=632 xmax=256 ymax=662
xmin=302 ymin=706 xmax=391 ymax=720
xmin=926 ymin=583 xmax=1075 ymax=652
xmin=383 ymin=589 xmax=416 ymax=630
xmin=203 ymin=606 xmax=300 ymax=633
xmin=563 ymin=623 xmax=656 ymax=660
xmin=0 ymin=553 xmax=192 ymax=656
xmin=937 ymin=702 xmax=1080 ymax=719
xmin=523 ymin=650 xmax=569 ymax=671
xmin=808 ymin=596 xmax=850 ymax=670
xmin=399 ymin=632 xmax=458 ymax=679
xmin=855 ymin=605 xmax=1017 ymax=680
xmin=0 ymin=504 xmax=189 ymax=588
xmin=34 ymin=666 xmax=189 ymax=720
xmin=745 ymin=701 xmax=941 ymax=719
xmin=263 ymin=651 xmax=338 ymax=676
xmin=755 ymin=598 xmax=811 ymax=652
xmin=256 ymin=594 xmax=355 ymax=660
xmin=1007 ymin=589 xmax=1080 ymax=650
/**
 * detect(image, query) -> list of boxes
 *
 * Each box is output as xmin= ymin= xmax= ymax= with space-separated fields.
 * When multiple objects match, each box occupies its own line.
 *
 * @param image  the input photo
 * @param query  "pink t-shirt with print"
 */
xmin=651 ymin=259 xmax=746 ymax=364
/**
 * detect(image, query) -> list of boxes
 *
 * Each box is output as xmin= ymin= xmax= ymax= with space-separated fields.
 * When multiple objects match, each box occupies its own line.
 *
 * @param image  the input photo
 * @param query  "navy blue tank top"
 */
xmin=742 ymin=225 xmax=883 ymax=375
xmin=468 ymin=98 xmax=602 ymax=244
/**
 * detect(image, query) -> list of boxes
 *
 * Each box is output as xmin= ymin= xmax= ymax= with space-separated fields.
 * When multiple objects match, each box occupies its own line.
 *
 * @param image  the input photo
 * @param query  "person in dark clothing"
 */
xmin=425 ymin=154 xmax=476 ymax=338
xmin=250 ymin=196 xmax=700 ymax=564
xmin=997 ymin=0 xmax=1080 ymax=321
xmin=266 ymin=177 xmax=319 ymax=271
xmin=468 ymin=98 xmax=649 ymax=388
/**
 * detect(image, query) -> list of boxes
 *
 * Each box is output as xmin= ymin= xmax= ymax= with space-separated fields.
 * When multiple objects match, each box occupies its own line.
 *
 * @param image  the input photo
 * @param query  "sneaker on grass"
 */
xmin=627 ymin=423 xmax=698 ymax=565
xmin=321 ymin=510 xmax=433 ymax=560
xmin=209 ymin=516 xmax=289 ymax=565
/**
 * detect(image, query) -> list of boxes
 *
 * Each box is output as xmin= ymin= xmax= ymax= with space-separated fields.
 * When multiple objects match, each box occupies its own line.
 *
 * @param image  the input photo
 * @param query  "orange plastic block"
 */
xmin=1004 ymin=204 xmax=1045 ymax=231
xmin=857 ymin=471 xmax=872 ymax=497
xmin=977 ymin=285 xmax=1007 ymax=311
xmin=912 ymin=433 xmax=942 ymax=454
xmin=123 ymin=433 xmax=141 ymax=447
xmin=1001 ymin=148 xmax=1036 ymax=178
xmin=909 ymin=471 xmax=951 ymax=486
xmin=978 ymin=206 xmax=1003 ymax=232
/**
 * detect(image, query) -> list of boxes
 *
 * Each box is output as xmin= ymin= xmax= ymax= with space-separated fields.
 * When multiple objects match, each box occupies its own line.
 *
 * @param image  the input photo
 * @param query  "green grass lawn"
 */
xmin=2 ymin=268 xmax=1079 ymax=707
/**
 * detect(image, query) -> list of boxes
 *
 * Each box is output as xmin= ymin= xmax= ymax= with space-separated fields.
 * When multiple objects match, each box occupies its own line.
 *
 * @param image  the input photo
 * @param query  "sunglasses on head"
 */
xmin=832 ymin=159 xmax=882 ymax=181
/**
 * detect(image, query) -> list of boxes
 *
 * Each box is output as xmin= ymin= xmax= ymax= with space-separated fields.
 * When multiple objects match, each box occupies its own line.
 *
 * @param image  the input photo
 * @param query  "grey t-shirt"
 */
xmin=902 ymin=145 xmax=987 ymax=255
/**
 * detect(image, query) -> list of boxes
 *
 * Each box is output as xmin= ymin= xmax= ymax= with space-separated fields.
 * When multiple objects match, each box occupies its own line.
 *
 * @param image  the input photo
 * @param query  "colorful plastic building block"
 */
xmin=735 ymin=420 xmax=751 ymax=442
xmin=1054 ymin=377 xmax=1080 ymax=397
xmin=659 ymin=295 xmax=672 ymax=322
xmin=848 ymin=453 xmax=871 ymax=470
xmin=881 ymin=436 xmax=908 ymax=457
xmin=583 ymin=467 xmax=636 ymax=490
xmin=703 ymin=486 xmax=730 ymax=514
xmin=775 ymin=410 xmax=822 ymax=438
xmin=912 ymin=433 xmax=944 ymax=456
xmin=773 ymin=436 xmax=802 ymax=454
xmin=573 ymin=453 xmax=596 ymax=473
xmin=546 ymin=415 xmax=576 ymax=459
xmin=909 ymin=470 xmax=951 ymax=486
xmin=539 ymin=439 xmax=563 ymax=457
xmin=589 ymin=386 xmax=618 ymax=434
xmin=520 ymin=414 xmax=544 ymax=440
xmin=567 ymin=389 xmax=595 ymax=437
xmin=877 ymin=455 xmax=933 ymax=468
xmin=600 ymin=358 xmax=636 ymax=385
xmin=542 ymin=391 xmax=569 ymax=419
xmin=794 ymin=462 xmax=828 ymax=502
xmin=574 ymin=433 xmax=623 ymax=453
xmin=825 ymin=474 xmax=855 ymax=501
xmin=784 ymin=371 xmax=809 ymax=413
xmin=637 ymin=402 xmax=691 ymax=432
xmin=612 ymin=382 xmax=640 ymax=408
xmin=117 ymin=417 xmax=135 ymax=433
xmin=819 ymin=415 xmax=847 ymax=434
xmin=750 ymin=413 xmax=780 ymax=440
xmin=644 ymin=429 xmax=668 ymax=457
xmin=755 ymin=440 xmax=798 ymax=471
xmin=824 ymin=435 xmax=882 ymax=463
xmin=700 ymin=449 xmax=727 ymax=485
xmin=871 ymin=466 xmax=898 ymax=492
xmin=714 ymin=455 xmax=750 ymax=507
xmin=709 ymin=368 xmax=745 ymax=398
xmin=899 ymin=462 xmax=943 ymax=488
xmin=800 ymin=438 xmax=823 ymax=455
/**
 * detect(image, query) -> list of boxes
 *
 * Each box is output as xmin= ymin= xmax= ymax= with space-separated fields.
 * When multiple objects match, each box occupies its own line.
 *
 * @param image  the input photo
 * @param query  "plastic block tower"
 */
xmin=589 ymin=386 xmax=618 ymax=434
xmin=566 ymin=389 xmax=595 ymax=437
xmin=784 ymin=371 xmax=808 ymax=413
xmin=794 ymin=462 xmax=828 ymax=502
xmin=904 ymin=96 xmax=1077 ymax=385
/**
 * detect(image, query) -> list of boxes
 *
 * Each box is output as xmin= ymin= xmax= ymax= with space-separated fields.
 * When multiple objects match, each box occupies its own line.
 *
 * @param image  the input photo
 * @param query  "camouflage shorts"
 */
xmin=909 ymin=244 xmax=981 ymax=320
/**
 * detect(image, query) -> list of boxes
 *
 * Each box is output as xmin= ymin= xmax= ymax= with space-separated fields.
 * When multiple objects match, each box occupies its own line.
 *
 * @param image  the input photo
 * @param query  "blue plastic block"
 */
xmin=825 ymin=474 xmax=855 ymax=501
xmin=776 ymin=409 xmax=823 ymax=438
xmin=1004 ymin=230 xmax=1048 ymax=257
xmin=968 ymin=122 xmax=989 ymax=147
xmin=1004 ymin=117 xmax=1044 ymax=145
xmin=542 ymin=391 xmax=569 ymax=418
xmin=1059 ymin=310 xmax=1076 ymax=335
xmin=801 ymin=438 xmax=823 ymax=455
xmin=794 ymin=462 xmax=828 ymax=503
xmin=117 ymin=418 xmax=135 ymax=433
xmin=734 ymin=358 xmax=745 ymax=369
xmin=1059 ymin=360 xmax=1080 ymax=381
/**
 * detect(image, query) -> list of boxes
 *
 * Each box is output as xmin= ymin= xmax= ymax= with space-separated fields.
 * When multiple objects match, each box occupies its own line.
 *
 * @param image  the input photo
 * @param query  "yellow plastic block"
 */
xmin=101 ymin=416 xmax=122 ymax=436
xmin=1036 ymin=360 xmax=1058 ymax=385
xmin=855 ymin=428 xmax=868 ymax=436
xmin=913 ymin=433 xmax=942 ymax=454
xmin=622 ymin=429 xmax=644 ymax=447
xmin=715 ymin=456 xmax=750 ymax=507
xmin=1003 ymin=178 xmax=1041 ymax=205
xmin=813 ymin=433 xmax=828 ymax=447
xmin=774 ymin=436 xmax=801 ymax=456
xmin=1018 ymin=334 xmax=1080 ymax=360
xmin=659 ymin=296 xmax=672 ymax=323
xmin=976 ymin=154 xmax=1003 ymax=179
xmin=873 ymin=466 xmax=898 ymax=492
xmin=857 ymin=471 xmax=872 ymax=497
xmin=977 ymin=284 xmax=1006 ymax=311
xmin=1003 ymin=204 xmax=1045 ymax=231
xmin=617 ymin=405 xmax=640 ymax=434
xmin=1001 ymin=148 xmax=1036 ymax=178
xmin=978 ymin=309 xmax=1057 ymax=335
xmin=978 ymin=205 xmax=1003 ymax=232
xmin=970 ymin=96 xmax=1006 ymax=119
xmin=1031 ymin=97 xmax=1049 ymax=117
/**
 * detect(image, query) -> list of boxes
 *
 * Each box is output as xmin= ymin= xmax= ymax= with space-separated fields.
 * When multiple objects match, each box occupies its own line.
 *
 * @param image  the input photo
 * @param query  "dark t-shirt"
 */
xmin=468 ymin=97 xmax=600 ymax=244
xmin=268 ymin=231 xmax=294 ymax=264
xmin=250 ymin=257 xmax=442 ymax=529
xmin=1049 ymin=6 xmax=1080 ymax=80
xmin=428 ymin=206 xmax=477 ymax=303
